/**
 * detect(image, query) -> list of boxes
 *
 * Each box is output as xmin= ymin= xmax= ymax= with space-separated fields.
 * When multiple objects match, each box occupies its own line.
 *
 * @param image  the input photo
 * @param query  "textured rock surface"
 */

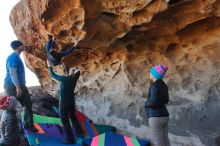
xmin=10 ymin=0 xmax=220 ymax=145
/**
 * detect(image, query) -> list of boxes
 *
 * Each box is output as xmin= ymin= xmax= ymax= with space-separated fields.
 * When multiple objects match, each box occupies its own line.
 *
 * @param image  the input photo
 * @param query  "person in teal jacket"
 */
xmin=47 ymin=60 xmax=83 ymax=144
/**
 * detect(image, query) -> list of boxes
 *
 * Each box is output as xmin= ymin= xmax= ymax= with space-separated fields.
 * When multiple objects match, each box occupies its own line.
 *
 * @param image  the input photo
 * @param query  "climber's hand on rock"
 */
xmin=48 ymin=35 xmax=53 ymax=39
xmin=47 ymin=60 xmax=52 ymax=67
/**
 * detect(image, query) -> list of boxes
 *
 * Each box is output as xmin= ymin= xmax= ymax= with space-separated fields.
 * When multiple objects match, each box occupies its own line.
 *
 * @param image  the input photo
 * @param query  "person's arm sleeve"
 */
xmin=60 ymin=46 xmax=77 ymax=57
xmin=7 ymin=56 xmax=20 ymax=86
xmin=144 ymin=86 xmax=159 ymax=108
xmin=73 ymin=68 xmax=80 ymax=81
xmin=164 ymin=92 xmax=169 ymax=104
xmin=45 ymin=38 xmax=55 ymax=53
xmin=49 ymin=67 xmax=64 ymax=81
xmin=9 ymin=67 xmax=20 ymax=86
xmin=7 ymin=55 xmax=17 ymax=68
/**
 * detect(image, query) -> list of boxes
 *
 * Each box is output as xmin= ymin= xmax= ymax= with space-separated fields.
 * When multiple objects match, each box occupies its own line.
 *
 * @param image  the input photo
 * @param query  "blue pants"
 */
xmin=59 ymin=100 xmax=83 ymax=142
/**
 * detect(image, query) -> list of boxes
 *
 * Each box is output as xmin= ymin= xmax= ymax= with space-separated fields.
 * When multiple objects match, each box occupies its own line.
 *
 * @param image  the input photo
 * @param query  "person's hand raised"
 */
xmin=47 ymin=60 xmax=52 ymax=67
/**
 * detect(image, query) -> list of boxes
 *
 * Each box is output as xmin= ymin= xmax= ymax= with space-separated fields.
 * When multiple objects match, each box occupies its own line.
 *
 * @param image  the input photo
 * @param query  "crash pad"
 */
xmin=85 ymin=132 xmax=150 ymax=146
xmin=21 ymin=113 xmax=116 ymax=146
xmin=21 ymin=122 xmax=84 ymax=146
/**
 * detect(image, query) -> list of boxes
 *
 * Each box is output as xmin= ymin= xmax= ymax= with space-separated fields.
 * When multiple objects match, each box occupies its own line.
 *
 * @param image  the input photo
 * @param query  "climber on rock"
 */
xmin=47 ymin=60 xmax=84 ymax=144
xmin=45 ymin=35 xmax=80 ymax=66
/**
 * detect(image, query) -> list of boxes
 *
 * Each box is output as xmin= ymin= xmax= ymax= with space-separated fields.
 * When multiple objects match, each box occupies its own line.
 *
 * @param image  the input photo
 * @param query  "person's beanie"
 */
xmin=150 ymin=65 xmax=168 ymax=79
xmin=0 ymin=96 xmax=18 ymax=110
xmin=11 ymin=40 xmax=23 ymax=49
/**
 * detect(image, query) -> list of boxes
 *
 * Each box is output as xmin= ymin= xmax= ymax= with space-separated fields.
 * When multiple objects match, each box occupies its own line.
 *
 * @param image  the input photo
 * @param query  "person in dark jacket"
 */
xmin=0 ymin=96 xmax=20 ymax=146
xmin=47 ymin=60 xmax=84 ymax=144
xmin=45 ymin=35 xmax=79 ymax=66
xmin=145 ymin=65 xmax=170 ymax=146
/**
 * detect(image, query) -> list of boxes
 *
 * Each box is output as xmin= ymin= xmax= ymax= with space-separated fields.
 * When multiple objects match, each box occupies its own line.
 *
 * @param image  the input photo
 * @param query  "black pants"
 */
xmin=4 ymin=84 xmax=33 ymax=127
xmin=59 ymin=100 xmax=83 ymax=142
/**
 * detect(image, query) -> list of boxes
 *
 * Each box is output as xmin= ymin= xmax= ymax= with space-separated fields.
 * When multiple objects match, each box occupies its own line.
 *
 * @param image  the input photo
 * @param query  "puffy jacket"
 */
xmin=0 ymin=110 xmax=20 ymax=146
xmin=145 ymin=79 xmax=169 ymax=118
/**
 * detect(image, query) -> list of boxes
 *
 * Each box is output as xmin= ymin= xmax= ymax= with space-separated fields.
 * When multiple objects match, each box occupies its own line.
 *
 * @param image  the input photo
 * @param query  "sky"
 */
xmin=0 ymin=0 xmax=40 ymax=92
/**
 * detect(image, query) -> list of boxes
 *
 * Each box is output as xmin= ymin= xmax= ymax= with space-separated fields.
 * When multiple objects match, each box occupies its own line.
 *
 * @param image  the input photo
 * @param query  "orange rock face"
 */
xmin=10 ymin=0 xmax=220 ymax=145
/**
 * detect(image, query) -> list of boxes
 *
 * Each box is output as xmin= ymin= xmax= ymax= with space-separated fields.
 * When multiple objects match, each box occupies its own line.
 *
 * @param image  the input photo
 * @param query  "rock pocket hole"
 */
xmin=101 ymin=12 xmax=118 ymax=18
xmin=126 ymin=44 xmax=134 ymax=52
xmin=106 ymin=52 xmax=113 ymax=56
xmin=59 ymin=30 xmax=68 ymax=37
xmin=168 ymin=0 xmax=181 ymax=5
xmin=165 ymin=43 xmax=178 ymax=58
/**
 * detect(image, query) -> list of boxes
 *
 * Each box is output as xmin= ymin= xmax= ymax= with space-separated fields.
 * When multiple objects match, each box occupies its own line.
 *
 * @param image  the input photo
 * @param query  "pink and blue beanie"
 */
xmin=150 ymin=65 xmax=168 ymax=79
